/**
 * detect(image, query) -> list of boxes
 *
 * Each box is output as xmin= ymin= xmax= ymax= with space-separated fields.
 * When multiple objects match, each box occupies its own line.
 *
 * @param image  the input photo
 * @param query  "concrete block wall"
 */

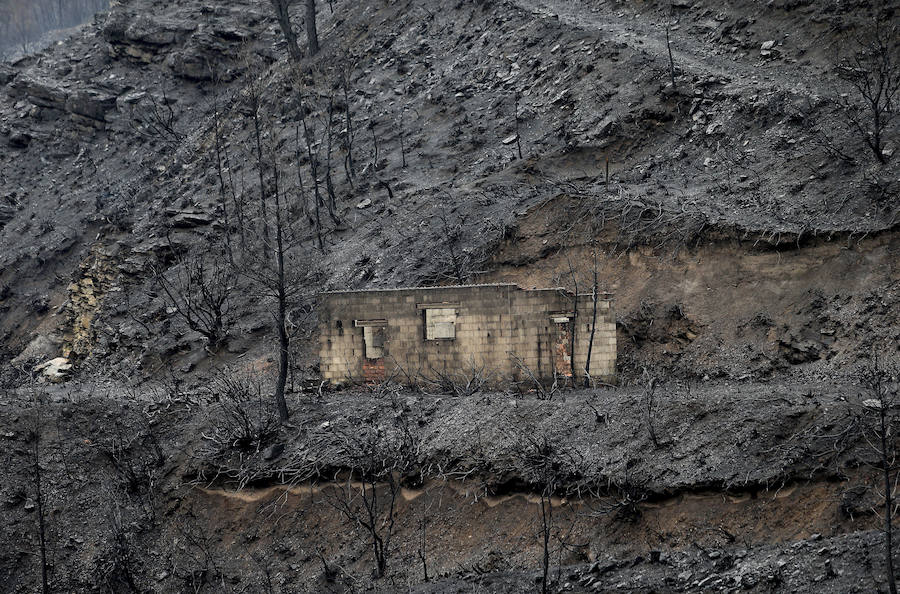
xmin=318 ymin=284 xmax=616 ymax=386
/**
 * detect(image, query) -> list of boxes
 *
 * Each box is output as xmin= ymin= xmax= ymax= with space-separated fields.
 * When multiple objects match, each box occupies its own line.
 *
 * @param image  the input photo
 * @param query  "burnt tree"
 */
xmin=269 ymin=0 xmax=303 ymax=62
xmin=238 ymin=106 xmax=312 ymax=422
xmin=835 ymin=18 xmax=899 ymax=164
xmin=305 ymin=0 xmax=319 ymax=56
xmin=857 ymin=357 xmax=900 ymax=594
xmin=26 ymin=391 xmax=51 ymax=594
xmin=154 ymin=241 xmax=236 ymax=351
xmin=324 ymin=413 xmax=419 ymax=578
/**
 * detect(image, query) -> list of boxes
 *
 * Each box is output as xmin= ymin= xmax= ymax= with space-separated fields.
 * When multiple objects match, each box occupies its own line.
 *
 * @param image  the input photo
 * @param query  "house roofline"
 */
xmin=319 ymin=283 xmax=613 ymax=298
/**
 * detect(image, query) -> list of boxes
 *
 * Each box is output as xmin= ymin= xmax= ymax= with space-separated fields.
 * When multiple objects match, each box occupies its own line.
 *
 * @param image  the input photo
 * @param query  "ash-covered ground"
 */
xmin=0 ymin=0 xmax=898 ymax=591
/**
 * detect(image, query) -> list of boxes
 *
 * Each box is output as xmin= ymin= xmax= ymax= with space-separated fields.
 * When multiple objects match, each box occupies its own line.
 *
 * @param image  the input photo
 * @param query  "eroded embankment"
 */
xmin=0 ymin=379 xmax=888 ymax=593
xmin=482 ymin=197 xmax=900 ymax=380
xmin=190 ymin=474 xmax=875 ymax=584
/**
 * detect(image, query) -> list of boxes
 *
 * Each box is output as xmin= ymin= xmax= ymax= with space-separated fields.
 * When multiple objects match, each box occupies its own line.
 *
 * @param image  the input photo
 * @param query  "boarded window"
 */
xmin=355 ymin=320 xmax=387 ymax=359
xmin=425 ymin=308 xmax=456 ymax=340
xmin=363 ymin=326 xmax=385 ymax=359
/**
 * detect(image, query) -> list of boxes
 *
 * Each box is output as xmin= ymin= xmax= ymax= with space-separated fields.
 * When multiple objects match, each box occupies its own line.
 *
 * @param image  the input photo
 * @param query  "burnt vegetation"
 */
xmin=2 ymin=0 xmax=900 ymax=591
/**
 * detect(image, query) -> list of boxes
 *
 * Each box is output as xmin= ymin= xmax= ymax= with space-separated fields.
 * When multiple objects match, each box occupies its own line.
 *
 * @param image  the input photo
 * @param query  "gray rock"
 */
xmin=11 ymin=334 xmax=59 ymax=365
xmin=0 ymin=65 xmax=17 ymax=86
xmin=116 ymin=90 xmax=148 ymax=112
xmin=10 ymin=75 xmax=69 ymax=109
xmin=125 ymin=16 xmax=186 ymax=46
xmin=168 ymin=210 xmax=214 ymax=228
xmin=34 ymin=357 xmax=73 ymax=383
xmin=778 ymin=335 xmax=823 ymax=364
xmin=8 ymin=130 xmax=31 ymax=148
xmin=263 ymin=443 xmax=285 ymax=461
xmin=0 ymin=204 xmax=14 ymax=227
xmin=66 ymin=90 xmax=117 ymax=121
xmin=167 ymin=49 xmax=215 ymax=80
xmin=597 ymin=116 xmax=617 ymax=137
xmin=103 ymin=10 xmax=196 ymax=61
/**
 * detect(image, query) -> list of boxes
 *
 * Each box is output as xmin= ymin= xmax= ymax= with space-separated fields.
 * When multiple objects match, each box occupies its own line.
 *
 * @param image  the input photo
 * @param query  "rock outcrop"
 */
xmin=33 ymin=356 xmax=72 ymax=382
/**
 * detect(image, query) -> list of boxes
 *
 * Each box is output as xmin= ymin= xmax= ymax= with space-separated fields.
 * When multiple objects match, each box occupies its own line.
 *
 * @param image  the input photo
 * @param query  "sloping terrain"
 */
xmin=0 ymin=381 xmax=892 ymax=592
xmin=0 ymin=0 xmax=896 ymax=373
xmin=0 ymin=0 xmax=898 ymax=591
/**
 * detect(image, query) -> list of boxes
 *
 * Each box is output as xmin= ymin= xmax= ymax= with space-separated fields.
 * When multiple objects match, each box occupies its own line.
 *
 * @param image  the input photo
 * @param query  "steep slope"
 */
xmin=0 ymin=0 xmax=899 ymax=592
xmin=0 ymin=0 xmax=896 ymax=377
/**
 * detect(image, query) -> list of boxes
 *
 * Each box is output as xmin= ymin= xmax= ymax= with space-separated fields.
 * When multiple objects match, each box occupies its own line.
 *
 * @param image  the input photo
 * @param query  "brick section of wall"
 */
xmin=318 ymin=284 xmax=616 ymax=386
xmin=362 ymin=358 xmax=385 ymax=382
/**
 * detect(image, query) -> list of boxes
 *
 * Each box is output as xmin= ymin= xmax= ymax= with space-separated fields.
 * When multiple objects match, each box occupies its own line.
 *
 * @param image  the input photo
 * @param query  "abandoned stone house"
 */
xmin=317 ymin=284 xmax=616 ymax=386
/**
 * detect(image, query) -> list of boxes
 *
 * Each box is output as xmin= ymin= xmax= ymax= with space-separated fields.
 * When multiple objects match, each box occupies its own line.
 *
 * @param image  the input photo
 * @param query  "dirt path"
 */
xmin=509 ymin=0 xmax=822 ymax=93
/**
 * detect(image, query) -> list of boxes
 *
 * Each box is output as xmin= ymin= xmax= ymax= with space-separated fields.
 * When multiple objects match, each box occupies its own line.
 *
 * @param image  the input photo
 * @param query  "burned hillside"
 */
xmin=0 ymin=0 xmax=899 ymax=592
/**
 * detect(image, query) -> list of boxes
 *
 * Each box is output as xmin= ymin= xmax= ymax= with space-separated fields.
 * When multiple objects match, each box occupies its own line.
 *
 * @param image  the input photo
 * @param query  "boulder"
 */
xmin=11 ymin=335 xmax=59 ymax=365
xmin=116 ymin=90 xmax=148 ymax=112
xmin=101 ymin=10 xmax=132 ymax=44
xmin=263 ymin=443 xmax=285 ymax=461
xmin=125 ymin=16 xmax=193 ymax=46
xmin=10 ymin=75 xmax=68 ymax=110
xmin=0 ymin=65 xmax=17 ymax=86
xmin=34 ymin=357 xmax=73 ymax=383
xmin=840 ymin=485 xmax=877 ymax=518
xmin=105 ymin=13 xmax=186 ymax=46
xmin=121 ymin=45 xmax=158 ymax=63
xmin=167 ymin=209 xmax=214 ymax=228
xmin=126 ymin=19 xmax=176 ymax=45
xmin=167 ymin=50 xmax=214 ymax=81
xmin=103 ymin=10 xmax=196 ymax=62
xmin=212 ymin=25 xmax=250 ymax=42
xmin=778 ymin=334 xmax=823 ymax=364
xmin=66 ymin=90 xmax=117 ymax=122
xmin=597 ymin=115 xmax=617 ymax=137
xmin=0 ymin=204 xmax=14 ymax=227
xmin=8 ymin=130 xmax=31 ymax=148
xmin=166 ymin=28 xmax=244 ymax=81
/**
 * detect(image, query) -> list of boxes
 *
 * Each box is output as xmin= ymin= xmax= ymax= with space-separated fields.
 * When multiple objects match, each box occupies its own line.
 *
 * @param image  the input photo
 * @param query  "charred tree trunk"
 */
xmin=301 ymin=114 xmax=325 ymax=251
xmin=665 ymin=4 xmax=676 ymax=92
xmin=540 ymin=489 xmax=552 ymax=594
xmin=33 ymin=436 xmax=49 ymax=594
xmin=269 ymin=0 xmax=303 ymax=62
xmin=514 ymin=92 xmax=523 ymax=160
xmin=398 ymin=110 xmax=408 ymax=168
xmin=212 ymin=90 xmax=232 ymax=258
xmin=324 ymin=95 xmax=340 ymax=224
xmin=305 ymin=0 xmax=319 ymax=56
xmin=370 ymin=117 xmax=380 ymax=169
xmin=251 ymin=95 xmax=270 ymax=241
xmin=583 ymin=245 xmax=600 ymax=386
xmin=342 ymin=72 xmax=355 ymax=185
xmin=271 ymin=155 xmax=290 ymax=423
xmin=294 ymin=124 xmax=310 ymax=226
xmin=881 ymin=398 xmax=897 ymax=594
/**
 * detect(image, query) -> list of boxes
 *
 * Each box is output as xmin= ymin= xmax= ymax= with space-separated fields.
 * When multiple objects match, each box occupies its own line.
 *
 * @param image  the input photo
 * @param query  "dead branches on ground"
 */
xmin=420 ymin=358 xmax=497 ymax=397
